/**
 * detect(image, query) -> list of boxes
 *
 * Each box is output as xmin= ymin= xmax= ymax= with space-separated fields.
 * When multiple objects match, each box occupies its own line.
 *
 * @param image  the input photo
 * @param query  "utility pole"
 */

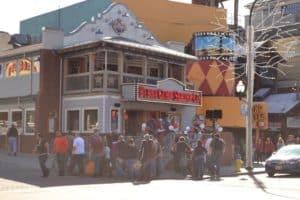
xmin=234 ymin=0 xmax=239 ymax=29
xmin=245 ymin=25 xmax=254 ymax=170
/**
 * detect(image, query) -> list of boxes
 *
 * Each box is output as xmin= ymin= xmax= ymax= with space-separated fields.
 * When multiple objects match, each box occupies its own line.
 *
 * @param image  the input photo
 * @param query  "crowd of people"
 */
xmin=34 ymin=128 xmax=225 ymax=181
xmin=254 ymin=135 xmax=300 ymax=163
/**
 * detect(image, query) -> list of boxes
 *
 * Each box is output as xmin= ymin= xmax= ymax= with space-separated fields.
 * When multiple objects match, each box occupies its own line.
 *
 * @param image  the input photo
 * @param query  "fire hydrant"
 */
xmin=234 ymin=153 xmax=243 ymax=172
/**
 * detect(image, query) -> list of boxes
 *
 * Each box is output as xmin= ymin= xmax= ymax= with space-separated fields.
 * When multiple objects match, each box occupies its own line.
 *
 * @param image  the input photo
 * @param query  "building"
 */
xmin=246 ymin=0 xmax=300 ymax=138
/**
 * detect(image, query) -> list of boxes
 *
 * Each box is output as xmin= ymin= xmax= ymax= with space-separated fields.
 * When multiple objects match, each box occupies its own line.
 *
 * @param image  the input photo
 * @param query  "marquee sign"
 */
xmin=122 ymin=79 xmax=202 ymax=106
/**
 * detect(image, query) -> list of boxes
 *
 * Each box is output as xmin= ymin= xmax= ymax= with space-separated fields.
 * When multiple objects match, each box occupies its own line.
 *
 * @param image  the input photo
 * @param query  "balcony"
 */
xmin=123 ymin=73 xmax=144 ymax=84
xmin=65 ymin=73 xmax=89 ymax=92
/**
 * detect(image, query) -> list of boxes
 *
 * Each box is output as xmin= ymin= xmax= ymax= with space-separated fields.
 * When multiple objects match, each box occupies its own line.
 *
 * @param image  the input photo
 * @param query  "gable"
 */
xmin=64 ymin=3 xmax=161 ymax=47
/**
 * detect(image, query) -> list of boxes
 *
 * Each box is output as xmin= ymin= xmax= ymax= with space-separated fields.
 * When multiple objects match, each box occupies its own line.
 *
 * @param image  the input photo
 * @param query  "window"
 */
xmin=67 ymin=110 xmax=79 ymax=131
xmin=67 ymin=56 xmax=89 ymax=75
xmin=111 ymin=109 xmax=119 ymax=132
xmin=19 ymin=59 xmax=32 ymax=76
xmin=93 ymin=73 xmax=104 ymax=89
xmin=5 ymin=61 xmax=17 ymax=77
xmin=25 ymin=110 xmax=35 ymax=134
xmin=12 ymin=111 xmax=22 ymax=132
xmin=124 ymin=54 xmax=144 ymax=75
xmin=168 ymin=63 xmax=183 ymax=82
xmin=147 ymin=59 xmax=165 ymax=78
xmin=84 ymin=109 xmax=98 ymax=132
xmin=107 ymin=51 xmax=119 ymax=72
xmin=0 ymin=112 xmax=8 ymax=135
xmin=94 ymin=52 xmax=105 ymax=71
xmin=32 ymin=57 xmax=40 ymax=73
xmin=107 ymin=74 xmax=119 ymax=89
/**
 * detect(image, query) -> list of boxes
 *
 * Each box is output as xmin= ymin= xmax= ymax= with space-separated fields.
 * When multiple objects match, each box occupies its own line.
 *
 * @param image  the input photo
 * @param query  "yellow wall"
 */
xmin=198 ymin=97 xmax=245 ymax=128
xmin=115 ymin=0 xmax=227 ymax=44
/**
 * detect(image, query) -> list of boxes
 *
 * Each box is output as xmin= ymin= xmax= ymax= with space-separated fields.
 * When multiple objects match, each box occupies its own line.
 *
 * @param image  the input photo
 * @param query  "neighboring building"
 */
xmin=246 ymin=0 xmax=300 ymax=138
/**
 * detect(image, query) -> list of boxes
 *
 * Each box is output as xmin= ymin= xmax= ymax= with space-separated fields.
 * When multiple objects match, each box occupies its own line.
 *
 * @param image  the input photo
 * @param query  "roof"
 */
xmin=102 ymin=38 xmax=198 ymax=60
xmin=0 ymin=43 xmax=43 ymax=58
xmin=265 ymin=93 xmax=300 ymax=114
xmin=62 ymin=37 xmax=198 ymax=60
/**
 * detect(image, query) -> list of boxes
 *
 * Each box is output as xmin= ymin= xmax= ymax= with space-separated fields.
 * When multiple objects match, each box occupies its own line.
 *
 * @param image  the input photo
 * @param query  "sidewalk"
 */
xmin=0 ymin=150 xmax=265 ymax=178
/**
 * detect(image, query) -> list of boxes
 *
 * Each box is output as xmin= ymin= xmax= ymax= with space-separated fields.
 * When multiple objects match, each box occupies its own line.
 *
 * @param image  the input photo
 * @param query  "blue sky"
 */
xmin=0 ymin=0 xmax=254 ymax=34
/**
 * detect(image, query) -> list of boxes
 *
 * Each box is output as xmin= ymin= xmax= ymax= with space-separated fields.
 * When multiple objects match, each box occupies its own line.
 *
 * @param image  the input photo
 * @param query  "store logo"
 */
xmin=111 ymin=18 xmax=126 ymax=34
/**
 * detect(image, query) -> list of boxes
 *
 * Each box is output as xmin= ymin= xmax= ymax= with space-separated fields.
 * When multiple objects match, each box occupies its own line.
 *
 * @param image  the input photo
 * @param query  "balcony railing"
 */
xmin=65 ymin=73 xmax=89 ymax=92
xmin=107 ymin=73 xmax=120 ymax=89
xmin=92 ymin=72 xmax=104 ymax=90
xmin=146 ymin=77 xmax=161 ymax=85
xmin=123 ymin=73 xmax=144 ymax=84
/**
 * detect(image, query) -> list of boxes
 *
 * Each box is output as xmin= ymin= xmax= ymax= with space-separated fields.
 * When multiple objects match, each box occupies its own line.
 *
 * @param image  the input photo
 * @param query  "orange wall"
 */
xmin=198 ymin=96 xmax=245 ymax=128
xmin=115 ymin=0 xmax=227 ymax=44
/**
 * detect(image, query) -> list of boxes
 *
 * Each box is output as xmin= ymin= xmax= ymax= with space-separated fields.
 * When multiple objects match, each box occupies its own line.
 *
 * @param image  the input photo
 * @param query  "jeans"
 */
xmin=210 ymin=153 xmax=222 ymax=177
xmin=69 ymin=154 xmax=85 ymax=175
xmin=164 ymin=132 xmax=175 ymax=153
xmin=126 ymin=159 xmax=140 ymax=179
xmin=38 ymin=154 xmax=49 ymax=177
xmin=56 ymin=153 xmax=66 ymax=176
xmin=142 ymin=159 xmax=156 ymax=179
xmin=91 ymin=154 xmax=102 ymax=176
xmin=8 ymin=137 xmax=17 ymax=154
xmin=193 ymin=155 xmax=205 ymax=179
xmin=115 ymin=158 xmax=126 ymax=178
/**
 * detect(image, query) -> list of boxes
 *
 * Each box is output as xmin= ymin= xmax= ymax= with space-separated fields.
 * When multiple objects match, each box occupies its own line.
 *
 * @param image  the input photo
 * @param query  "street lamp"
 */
xmin=236 ymin=80 xmax=246 ymax=100
xmin=244 ymin=0 xmax=260 ymax=171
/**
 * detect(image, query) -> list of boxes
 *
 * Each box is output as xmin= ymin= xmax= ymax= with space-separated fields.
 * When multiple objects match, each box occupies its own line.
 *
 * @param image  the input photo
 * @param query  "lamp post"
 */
xmin=244 ymin=0 xmax=259 ymax=171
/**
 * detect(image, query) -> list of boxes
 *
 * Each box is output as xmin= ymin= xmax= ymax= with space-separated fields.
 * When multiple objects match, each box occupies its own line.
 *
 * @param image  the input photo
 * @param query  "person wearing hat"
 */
xmin=209 ymin=133 xmax=225 ymax=180
xmin=173 ymin=136 xmax=192 ymax=175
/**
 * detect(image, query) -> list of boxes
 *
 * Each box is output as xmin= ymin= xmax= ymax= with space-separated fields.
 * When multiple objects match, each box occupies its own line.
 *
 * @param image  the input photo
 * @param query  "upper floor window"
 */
xmin=124 ymin=54 xmax=145 ymax=75
xmin=147 ymin=59 xmax=165 ymax=78
xmin=168 ymin=63 xmax=184 ymax=82
xmin=67 ymin=55 xmax=89 ymax=75
xmin=107 ymin=51 xmax=119 ymax=72
xmin=94 ymin=52 xmax=105 ymax=71
xmin=5 ymin=61 xmax=17 ymax=78
xmin=32 ymin=57 xmax=40 ymax=73
xmin=19 ymin=59 xmax=32 ymax=76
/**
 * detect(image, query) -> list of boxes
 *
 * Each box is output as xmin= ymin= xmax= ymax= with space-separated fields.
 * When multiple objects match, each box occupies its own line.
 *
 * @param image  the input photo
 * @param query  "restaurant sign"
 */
xmin=122 ymin=78 xmax=202 ymax=106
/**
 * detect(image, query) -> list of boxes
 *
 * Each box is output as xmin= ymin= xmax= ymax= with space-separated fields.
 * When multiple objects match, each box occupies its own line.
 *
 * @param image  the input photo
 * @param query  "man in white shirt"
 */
xmin=68 ymin=133 xmax=85 ymax=175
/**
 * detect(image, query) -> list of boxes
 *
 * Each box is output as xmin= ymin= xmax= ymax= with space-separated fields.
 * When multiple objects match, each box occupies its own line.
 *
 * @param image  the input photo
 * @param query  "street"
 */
xmin=0 ymin=153 xmax=299 ymax=200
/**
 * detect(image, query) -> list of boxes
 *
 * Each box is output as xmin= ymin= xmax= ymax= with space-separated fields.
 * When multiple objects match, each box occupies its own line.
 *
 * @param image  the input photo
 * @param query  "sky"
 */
xmin=0 ymin=0 xmax=254 ymax=34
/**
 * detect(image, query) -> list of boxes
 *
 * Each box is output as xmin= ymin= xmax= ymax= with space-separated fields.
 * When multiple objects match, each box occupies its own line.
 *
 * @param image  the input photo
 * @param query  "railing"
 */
xmin=146 ymin=77 xmax=161 ymax=85
xmin=107 ymin=73 xmax=120 ymax=89
xmin=92 ymin=72 xmax=104 ymax=90
xmin=65 ymin=73 xmax=89 ymax=92
xmin=123 ymin=73 xmax=144 ymax=84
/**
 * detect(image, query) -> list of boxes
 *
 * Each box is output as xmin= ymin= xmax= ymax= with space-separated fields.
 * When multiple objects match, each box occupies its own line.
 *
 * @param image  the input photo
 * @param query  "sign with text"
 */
xmin=252 ymin=102 xmax=268 ymax=129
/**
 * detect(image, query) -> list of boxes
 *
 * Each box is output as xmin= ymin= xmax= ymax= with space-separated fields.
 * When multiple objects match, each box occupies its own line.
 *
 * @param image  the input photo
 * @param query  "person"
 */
xmin=103 ymin=137 xmax=112 ymax=177
xmin=7 ymin=124 xmax=18 ymax=156
xmin=53 ymin=131 xmax=69 ymax=176
xmin=139 ymin=134 xmax=156 ymax=181
xmin=209 ymin=133 xmax=225 ymax=180
xmin=68 ymin=133 xmax=85 ymax=176
xmin=35 ymin=134 xmax=50 ymax=177
xmin=286 ymin=134 xmax=295 ymax=145
xmin=276 ymin=137 xmax=285 ymax=150
xmin=264 ymin=137 xmax=275 ymax=159
xmin=255 ymin=138 xmax=264 ymax=163
xmin=192 ymin=140 xmax=207 ymax=180
xmin=89 ymin=132 xmax=104 ymax=177
xmin=125 ymin=138 xmax=139 ymax=179
xmin=173 ymin=136 xmax=192 ymax=175
xmin=115 ymin=135 xmax=127 ymax=178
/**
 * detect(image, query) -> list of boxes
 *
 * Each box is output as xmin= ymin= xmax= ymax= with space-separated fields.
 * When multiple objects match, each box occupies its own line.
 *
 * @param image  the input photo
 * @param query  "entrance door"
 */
xmin=125 ymin=111 xmax=143 ymax=136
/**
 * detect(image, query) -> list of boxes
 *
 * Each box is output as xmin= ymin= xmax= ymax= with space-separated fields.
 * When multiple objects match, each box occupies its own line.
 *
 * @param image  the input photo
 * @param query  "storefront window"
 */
xmin=32 ymin=57 xmax=40 ymax=73
xmin=67 ymin=56 xmax=89 ymax=75
xmin=19 ymin=59 xmax=32 ymax=76
xmin=111 ymin=109 xmax=119 ymax=132
xmin=0 ymin=112 xmax=8 ymax=135
xmin=124 ymin=54 xmax=144 ymax=75
xmin=84 ymin=109 xmax=98 ymax=132
xmin=94 ymin=52 xmax=105 ymax=71
xmin=12 ymin=111 xmax=22 ymax=133
xmin=107 ymin=51 xmax=119 ymax=72
xmin=67 ymin=110 xmax=79 ymax=131
xmin=25 ymin=110 xmax=35 ymax=134
xmin=5 ymin=61 xmax=17 ymax=78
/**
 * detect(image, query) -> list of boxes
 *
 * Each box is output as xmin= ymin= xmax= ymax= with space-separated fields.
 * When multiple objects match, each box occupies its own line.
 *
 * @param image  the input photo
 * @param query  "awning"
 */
xmin=254 ymin=88 xmax=271 ymax=99
xmin=265 ymin=93 xmax=300 ymax=114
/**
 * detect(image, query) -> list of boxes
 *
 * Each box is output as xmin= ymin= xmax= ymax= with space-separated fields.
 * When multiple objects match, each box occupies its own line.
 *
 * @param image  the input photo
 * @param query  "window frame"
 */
xmin=65 ymin=108 xmax=81 ymax=133
xmin=0 ymin=110 xmax=9 ymax=135
xmin=82 ymin=107 xmax=99 ymax=133
xmin=110 ymin=107 xmax=121 ymax=133
xmin=24 ymin=108 xmax=35 ymax=135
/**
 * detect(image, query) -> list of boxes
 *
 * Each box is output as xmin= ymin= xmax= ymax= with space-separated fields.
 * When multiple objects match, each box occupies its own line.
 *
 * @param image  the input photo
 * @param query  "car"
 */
xmin=265 ymin=145 xmax=300 ymax=177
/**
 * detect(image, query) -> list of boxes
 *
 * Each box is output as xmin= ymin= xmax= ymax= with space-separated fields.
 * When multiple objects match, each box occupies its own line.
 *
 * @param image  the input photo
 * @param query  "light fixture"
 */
xmin=236 ymin=80 xmax=246 ymax=100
